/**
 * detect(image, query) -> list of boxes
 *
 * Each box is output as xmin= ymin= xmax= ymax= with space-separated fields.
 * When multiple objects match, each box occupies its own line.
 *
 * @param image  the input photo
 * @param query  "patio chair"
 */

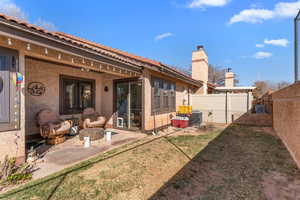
xmin=36 ymin=109 xmax=72 ymax=145
xmin=81 ymin=108 xmax=106 ymax=129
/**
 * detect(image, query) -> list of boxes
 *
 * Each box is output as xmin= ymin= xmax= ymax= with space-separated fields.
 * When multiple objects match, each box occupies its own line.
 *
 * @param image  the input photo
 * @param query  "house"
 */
xmin=214 ymin=71 xmax=255 ymax=94
xmin=0 ymin=13 xmax=215 ymax=163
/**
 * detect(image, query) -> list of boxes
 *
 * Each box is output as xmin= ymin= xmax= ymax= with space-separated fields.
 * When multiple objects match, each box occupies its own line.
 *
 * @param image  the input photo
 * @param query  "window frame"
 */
xmin=151 ymin=76 xmax=176 ymax=115
xmin=59 ymin=75 xmax=96 ymax=115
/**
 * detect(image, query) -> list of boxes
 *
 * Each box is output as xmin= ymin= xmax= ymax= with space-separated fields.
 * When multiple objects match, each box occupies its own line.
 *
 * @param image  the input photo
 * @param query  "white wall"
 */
xmin=191 ymin=93 xmax=253 ymax=124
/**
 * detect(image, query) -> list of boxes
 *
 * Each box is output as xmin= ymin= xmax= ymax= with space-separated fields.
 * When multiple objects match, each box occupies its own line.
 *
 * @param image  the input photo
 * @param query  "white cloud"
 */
xmin=254 ymin=51 xmax=273 ymax=59
xmin=188 ymin=0 xmax=231 ymax=8
xmin=229 ymin=0 xmax=300 ymax=24
xmin=0 ymin=0 xmax=58 ymax=31
xmin=229 ymin=9 xmax=274 ymax=24
xmin=0 ymin=0 xmax=27 ymax=20
xmin=264 ymin=38 xmax=289 ymax=47
xmin=35 ymin=18 xmax=57 ymax=31
xmin=256 ymin=44 xmax=265 ymax=48
xmin=274 ymin=1 xmax=300 ymax=17
xmin=155 ymin=32 xmax=174 ymax=40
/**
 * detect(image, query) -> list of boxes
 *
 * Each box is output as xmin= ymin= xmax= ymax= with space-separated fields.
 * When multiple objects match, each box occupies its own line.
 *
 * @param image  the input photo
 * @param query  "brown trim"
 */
xmin=159 ymin=64 xmax=203 ymax=87
xmin=113 ymin=78 xmax=142 ymax=131
xmin=0 ymin=21 xmax=200 ymax=88
xmin=26 ymin=56 xmax=106 ymax=75
xmin=59 ymin=74 xmax=96 ymax=115
xmin=0 ymin=18 xmax=142 ymax=72
xmin=151 ymin=76 xmax=176 ymax=115
xmin=0 ymin=18 xmax=201 ymax=88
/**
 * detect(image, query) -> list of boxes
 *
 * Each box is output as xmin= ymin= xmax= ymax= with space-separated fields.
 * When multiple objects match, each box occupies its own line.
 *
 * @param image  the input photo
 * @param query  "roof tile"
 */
xmin=0 ymin=12 xmax=214 ymax=87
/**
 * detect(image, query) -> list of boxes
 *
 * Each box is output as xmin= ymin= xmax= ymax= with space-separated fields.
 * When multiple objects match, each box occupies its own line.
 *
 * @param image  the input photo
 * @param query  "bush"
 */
xmin=0 ymin=155 xmax=35 ymax=186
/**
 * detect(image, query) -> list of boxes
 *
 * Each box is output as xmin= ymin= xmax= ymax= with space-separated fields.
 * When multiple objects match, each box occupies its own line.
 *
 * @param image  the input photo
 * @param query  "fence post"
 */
xmin=225 ymin=92 xmax=228 ymax=124
xmin=247 ymin=91 xmax=250 ymax=112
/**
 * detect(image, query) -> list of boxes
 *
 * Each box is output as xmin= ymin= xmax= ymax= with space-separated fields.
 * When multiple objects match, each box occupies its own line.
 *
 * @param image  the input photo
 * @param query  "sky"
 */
xmin=0 ymin=0 xmax=299 ymax=86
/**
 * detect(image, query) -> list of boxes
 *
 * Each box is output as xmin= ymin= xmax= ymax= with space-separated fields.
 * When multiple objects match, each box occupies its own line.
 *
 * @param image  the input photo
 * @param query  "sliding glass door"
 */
xmin=115 ymin=80 xmax=142 ymax=130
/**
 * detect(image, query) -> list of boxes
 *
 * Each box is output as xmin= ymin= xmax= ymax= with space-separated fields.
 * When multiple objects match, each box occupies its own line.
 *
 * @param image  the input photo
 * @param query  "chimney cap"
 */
xmin=226 ymin=68 xmax=232 ymax=72
xmin=197 ymin=45 xmax=204 ymax=51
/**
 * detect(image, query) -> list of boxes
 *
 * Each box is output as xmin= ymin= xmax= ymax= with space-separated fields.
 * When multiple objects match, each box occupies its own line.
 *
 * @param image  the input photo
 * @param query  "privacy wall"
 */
xmin=191 ymin=93 xmax=253 ymax=124
xmin=273 ymin=82 xmax=300 ymax=168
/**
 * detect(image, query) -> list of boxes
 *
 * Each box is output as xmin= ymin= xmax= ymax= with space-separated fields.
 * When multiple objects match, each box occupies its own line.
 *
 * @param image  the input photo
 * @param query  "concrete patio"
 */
xmin=32 ymin=129 xmax=147 ymax=179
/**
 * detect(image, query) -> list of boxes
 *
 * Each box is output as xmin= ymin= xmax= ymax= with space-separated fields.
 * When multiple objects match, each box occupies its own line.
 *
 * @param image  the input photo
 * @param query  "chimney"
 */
xmin=225 ymin=71 xmax=235 ymax=87
xmin=192 ymin=45 xmax=209 ymax=94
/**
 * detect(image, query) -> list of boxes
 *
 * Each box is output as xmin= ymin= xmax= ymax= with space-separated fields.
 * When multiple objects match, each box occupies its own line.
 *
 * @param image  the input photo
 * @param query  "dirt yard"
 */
xmin=1 ymin=125 xmax=300 ymax=200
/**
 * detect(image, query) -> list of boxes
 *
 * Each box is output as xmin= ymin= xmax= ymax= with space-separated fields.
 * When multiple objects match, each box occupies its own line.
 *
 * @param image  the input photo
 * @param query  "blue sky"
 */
xmin=0 ymin=0 xmax=299 ymax=86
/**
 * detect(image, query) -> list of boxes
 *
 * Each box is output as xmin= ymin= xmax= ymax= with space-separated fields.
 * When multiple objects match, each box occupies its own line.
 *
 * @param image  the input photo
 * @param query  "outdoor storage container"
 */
xmin=179 ymin=118 xmax=189 ymax=128
xmin=178 ymin=106 xmax=193 ymax=115
xmin=172 ymin=119 xmax=180 ymax=128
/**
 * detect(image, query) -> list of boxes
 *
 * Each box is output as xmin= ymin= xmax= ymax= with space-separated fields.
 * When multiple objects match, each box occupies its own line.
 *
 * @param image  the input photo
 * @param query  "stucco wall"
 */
xmin=0 ymin=51 xmax=26 ymax=163
xmin=25 ymin=58 xmax=120 ymax=136
xmin=143 ymin=69 xmax=191 ymax=131
xmin=273 ymin=82 xmax=300 ymax=168
xmin=191 ymin=93 xmax=253 ymax=124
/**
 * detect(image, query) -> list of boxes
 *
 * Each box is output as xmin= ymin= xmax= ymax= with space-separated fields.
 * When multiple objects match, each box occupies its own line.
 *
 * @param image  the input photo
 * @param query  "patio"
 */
xmin=32 ymin=129 xmax=147 ymax=180
xmin=2 ymin=124 xmax=300 ymax=200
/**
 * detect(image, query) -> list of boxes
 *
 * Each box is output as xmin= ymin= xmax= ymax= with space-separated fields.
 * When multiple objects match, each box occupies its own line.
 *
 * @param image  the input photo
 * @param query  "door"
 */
xmin=115 ymin=80 xmax=142 ymax=130
xmin=0 ymin=47 xmax=19 ymax=132
xmin=0 ymin=55 xmax=10 ymax=123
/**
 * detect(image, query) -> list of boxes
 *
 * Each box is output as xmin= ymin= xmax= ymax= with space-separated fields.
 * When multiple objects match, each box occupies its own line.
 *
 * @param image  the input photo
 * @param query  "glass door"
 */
xmin=129 ymin=81 xmax=142 ymax=130
xmin=115 ymin=80 xmax=142 ymax=130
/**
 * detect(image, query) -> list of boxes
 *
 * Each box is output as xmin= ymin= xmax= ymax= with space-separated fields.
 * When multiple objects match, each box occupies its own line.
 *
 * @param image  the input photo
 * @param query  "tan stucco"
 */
xmin=25 ymin=58 xmax=121 ymax=136
xmin=192 ymin=48 xmax=208 ymax=83
xmin=142 ymin=69 xmax=192 ymax=132
xmin=273 ymin=82 xmax=300 ymax=168
xmin=225 ymin=72 xmax=235 ymax=88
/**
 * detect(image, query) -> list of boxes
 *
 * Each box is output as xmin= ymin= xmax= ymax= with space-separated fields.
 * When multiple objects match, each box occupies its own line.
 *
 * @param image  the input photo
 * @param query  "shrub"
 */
xmin=0 ymin=155 xmax=35 ymax=186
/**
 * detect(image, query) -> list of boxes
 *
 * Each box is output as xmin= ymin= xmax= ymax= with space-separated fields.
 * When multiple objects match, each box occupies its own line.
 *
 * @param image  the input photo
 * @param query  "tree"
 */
xmin=208 ymin=65 xmax=239 ymax=86
xmin=253 ymin=80 xmax=291 ymax=97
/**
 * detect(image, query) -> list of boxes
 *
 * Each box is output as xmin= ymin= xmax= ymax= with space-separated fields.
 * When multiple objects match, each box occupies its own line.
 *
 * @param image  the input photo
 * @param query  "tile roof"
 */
xmin=54 ymin=32 xmax=162 ymax=66
xmin=0 ymin=13 xmax=215 ymax=88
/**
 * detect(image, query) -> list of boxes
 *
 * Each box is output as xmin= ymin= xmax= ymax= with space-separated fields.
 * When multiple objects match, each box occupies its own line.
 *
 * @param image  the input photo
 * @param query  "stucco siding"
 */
xmin=273 ymin=82 xmax=300 ymax=168
xmin=25 ymin=58 xmax=120 ymax=135
xmin=143 ymin=69 xmax=191 ymax=131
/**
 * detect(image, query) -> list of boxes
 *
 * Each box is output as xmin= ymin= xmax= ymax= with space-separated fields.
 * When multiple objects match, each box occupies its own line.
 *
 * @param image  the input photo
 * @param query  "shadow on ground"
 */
xmin=150 ymin=125 xmax=300 ymax=200
xmin=1 ymin=124 xmax=300 ymax=200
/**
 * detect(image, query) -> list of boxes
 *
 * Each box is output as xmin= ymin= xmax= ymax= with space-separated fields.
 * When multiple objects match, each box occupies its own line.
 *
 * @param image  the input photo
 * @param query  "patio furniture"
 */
xmin=37 ymin=109 xmax=72 ymax=145
xmin=79 ymin=128 xmax=104 ymax=141
xmin=81 ymin=108 xmax=106 ymax=129
xmin=65 ymin=117 xmax=80 ymax=136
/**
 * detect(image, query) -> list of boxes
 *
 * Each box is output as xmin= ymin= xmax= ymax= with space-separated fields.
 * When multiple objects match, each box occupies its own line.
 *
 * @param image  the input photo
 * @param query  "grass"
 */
xmin=1 ymin=125 xmax=300 ymax=200
xmin=151 ymin=125 xmax=300 ymax=200
xmin=167 ymin=130 xmax=221 ymax=158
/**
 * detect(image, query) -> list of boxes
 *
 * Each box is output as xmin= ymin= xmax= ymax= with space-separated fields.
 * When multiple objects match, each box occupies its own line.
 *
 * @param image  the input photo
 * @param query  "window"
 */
xmin=60 ymin=75 xmax=95 ymax=115
xmin=170 ymin=83 xmax=176 ymax=109
xmin=0 ymin=47 xmax=19 ymax=132
xmin=151 ymin=76 xmax=176 ymax=114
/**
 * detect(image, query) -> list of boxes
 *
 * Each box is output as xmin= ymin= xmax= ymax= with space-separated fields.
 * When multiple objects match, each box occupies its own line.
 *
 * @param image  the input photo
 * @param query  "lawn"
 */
xmin=1 ymin=125 xmax=300 ymax=200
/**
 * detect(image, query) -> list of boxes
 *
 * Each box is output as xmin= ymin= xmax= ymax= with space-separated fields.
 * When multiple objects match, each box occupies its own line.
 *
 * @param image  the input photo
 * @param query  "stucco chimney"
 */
xmin=225 ymin=71 xmax=235 ymax=87
xmin=192 ymin=45 xmax=208 ymax=94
